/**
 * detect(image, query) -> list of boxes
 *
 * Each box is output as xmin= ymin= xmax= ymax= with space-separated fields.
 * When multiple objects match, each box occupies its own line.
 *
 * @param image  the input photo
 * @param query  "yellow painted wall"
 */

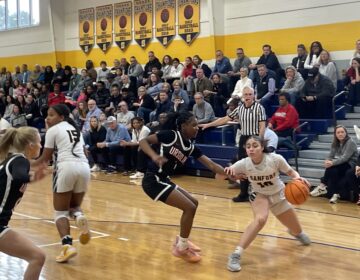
xmin=1 ymin=20 xmax=360 ymax=70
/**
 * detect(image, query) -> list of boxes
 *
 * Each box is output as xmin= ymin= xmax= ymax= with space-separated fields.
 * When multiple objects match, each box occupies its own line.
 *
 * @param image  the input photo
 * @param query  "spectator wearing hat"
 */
xmin=96 ymin=116 xmax=131 ymax=173
xmin=296 ymin=67 xmax=335 ymax=119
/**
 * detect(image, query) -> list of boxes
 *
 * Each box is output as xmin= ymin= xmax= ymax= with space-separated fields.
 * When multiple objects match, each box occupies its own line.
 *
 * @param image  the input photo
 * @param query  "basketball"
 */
xmin=100 ymin=18 xmax=107 ymax=31
xmin=139 ymin=12 xmax=147 ymax=26
xmin=119 ymin=16 xmax=127 ymax=28
xmin=184 ymin=5 xmax=194 ymax=20
xmin=161 ymin=9 xmax=170 ymax=23
xmin=285 ymin=180 xmax=309 ymax=205
xmin=82 ymin=21 xmax=90 ymax=33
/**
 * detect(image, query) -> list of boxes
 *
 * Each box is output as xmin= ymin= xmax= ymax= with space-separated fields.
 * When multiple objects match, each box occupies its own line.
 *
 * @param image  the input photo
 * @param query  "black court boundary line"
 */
xmin=92 ymin=178 xmax=360 ymax=221
xmin=14 ymin=218 xmax=360 ymax=253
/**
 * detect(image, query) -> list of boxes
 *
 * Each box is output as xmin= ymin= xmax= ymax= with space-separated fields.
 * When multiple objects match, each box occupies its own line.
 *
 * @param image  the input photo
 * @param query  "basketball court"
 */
xmin=1 ymin=173 xmax=359 ymax=279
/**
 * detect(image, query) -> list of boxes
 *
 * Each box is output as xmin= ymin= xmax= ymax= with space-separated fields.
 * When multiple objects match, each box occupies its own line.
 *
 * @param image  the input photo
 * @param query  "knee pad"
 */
xmin=54 ymin=210 xmax=70 ymax=222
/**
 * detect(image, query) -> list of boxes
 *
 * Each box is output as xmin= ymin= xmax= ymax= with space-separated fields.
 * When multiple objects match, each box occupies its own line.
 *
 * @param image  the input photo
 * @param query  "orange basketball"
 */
xmin=285 ymin=180 xmax=309 ymax=205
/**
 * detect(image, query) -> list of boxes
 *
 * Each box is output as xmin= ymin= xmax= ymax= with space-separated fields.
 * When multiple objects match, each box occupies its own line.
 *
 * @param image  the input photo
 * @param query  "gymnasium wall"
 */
xmin=0 ymin=0 xmax=359 ymax=72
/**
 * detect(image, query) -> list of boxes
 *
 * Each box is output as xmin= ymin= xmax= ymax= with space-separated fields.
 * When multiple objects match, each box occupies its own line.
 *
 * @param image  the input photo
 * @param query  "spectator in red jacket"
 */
xmin=268 ymin=92 xmax=299 ymax=139
xmin=48 ymin=83 xmax=65 ymax=107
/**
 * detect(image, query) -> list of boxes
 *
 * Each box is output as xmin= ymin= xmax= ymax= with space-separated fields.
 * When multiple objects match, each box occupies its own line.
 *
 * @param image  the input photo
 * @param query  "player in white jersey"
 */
xmin=33 ymin=104 xmax=91 ymax=263
xmin=224 ymin=136 xmax=311 ymax=272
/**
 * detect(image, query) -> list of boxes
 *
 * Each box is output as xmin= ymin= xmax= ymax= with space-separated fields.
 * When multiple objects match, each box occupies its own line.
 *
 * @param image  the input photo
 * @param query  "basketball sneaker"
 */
xmin=56 ymin=244 xmax=77 ymax=263
xmin=310 ymin=185 xmax=327 ymax=197
xmin=354 ymin=125 xmax=360 ymax=140
xmin=227 ymin=253 xmax=241 ymax=272
xmin=90 ymin=164 xmax=100 ymax=172
xmin=173 ymin=235 xmax=201 ymax=252
xmin=172 ymin=246 xmax=201 ymax=263
xmin=356 ymin=195 xmax=360 ymax=206
xmin=329 ymin=194 xmax=340 ymax=204
xmin=76 ymin=215 xmax=91 ymax=245
xmin=129 ymin=171 xmax=144 ymax=179
xmin=288 ymin=231 xmax=311 ymax=246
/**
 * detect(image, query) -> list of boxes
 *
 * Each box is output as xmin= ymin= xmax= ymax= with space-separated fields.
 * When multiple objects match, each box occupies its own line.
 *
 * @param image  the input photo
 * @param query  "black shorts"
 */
xmin=142 ymin=172 xmax=177 ymax=203
xmin=0 ymin=225 xmax=10 ymax=239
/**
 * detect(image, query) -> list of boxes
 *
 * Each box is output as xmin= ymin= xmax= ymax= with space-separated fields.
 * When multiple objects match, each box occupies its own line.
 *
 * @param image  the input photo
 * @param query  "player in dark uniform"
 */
xmin=139 ymin=111 xmax=227 ymax=263
xmin=0 ymin=127 xmax=48 ymax=280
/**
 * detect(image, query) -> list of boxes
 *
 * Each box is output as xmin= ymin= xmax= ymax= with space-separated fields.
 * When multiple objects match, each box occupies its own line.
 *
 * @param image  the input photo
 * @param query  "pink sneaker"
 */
xmin=172 ymin=246 xmax=201 ymax=263
xmin=173 ymin=236 xmax=201 ymax=252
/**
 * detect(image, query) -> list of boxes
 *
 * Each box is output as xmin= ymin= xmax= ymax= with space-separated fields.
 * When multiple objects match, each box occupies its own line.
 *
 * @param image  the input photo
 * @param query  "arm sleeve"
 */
xmin=332 ymin=140 xmax=358 ymax=166
xmin=261 ymin=78 xmax=276 ymax=100
xmin=44 ymin=126 xmax=57 ymax=149
xmin=274 ymin=154 xmax=293 ymax=174
xmin=231 ymin=159 xmax=247 ymax=174
xmin=191 ymin=146 xmax=203 ymax=159
xmin=10 ymin=157 xmax=31 ymax=185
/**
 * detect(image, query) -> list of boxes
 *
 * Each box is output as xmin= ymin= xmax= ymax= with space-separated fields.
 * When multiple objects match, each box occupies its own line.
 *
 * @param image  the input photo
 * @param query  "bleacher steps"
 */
xmin=309 ymin=141 xmax=331 ymax=150
xmin=299 ymin=150 xmax=328 ymax=160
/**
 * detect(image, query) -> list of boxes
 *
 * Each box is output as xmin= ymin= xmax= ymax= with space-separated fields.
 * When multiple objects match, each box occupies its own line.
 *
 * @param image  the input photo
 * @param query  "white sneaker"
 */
xmin=129 ymin=172 xmax=144 ymax=179
xmin=354 ymin=125 xmax=360 ymax=140
xmin=329 ymin=194 xmax=340 ymax=204
xmin=90 ymin=164 xmax=100 ymax=172
xmin=310 ymin=185 xmax=327 ymax=197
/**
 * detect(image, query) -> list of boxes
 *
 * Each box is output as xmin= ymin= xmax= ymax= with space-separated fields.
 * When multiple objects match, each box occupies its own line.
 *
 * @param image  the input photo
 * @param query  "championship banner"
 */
xmin=114 ymin=2 xmax=132 ymax=50
xmin=155 ymin=0 xmax=175 ymax=47
xmin=96 ymin=5 xmax=113 ymax=52
xmin=134 ymin=0 xmax=153 ymax=48
xmin=79 ymin=8 xmax=95 ymax=53
xmin=178 ymin=0 xmax=200 ymax=45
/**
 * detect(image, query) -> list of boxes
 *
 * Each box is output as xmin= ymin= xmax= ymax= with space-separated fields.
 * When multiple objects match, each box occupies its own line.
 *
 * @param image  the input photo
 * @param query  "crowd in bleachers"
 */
xmin=1 ymin=40 xmax=360 ymax=202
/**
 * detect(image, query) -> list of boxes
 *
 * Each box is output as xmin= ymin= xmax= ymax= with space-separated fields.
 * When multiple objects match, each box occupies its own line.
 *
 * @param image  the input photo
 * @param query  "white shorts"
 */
xmin=53 ymin=161 xmax=90 ymax=193
xmin=250 ymin=189 xmax=292 ymax=216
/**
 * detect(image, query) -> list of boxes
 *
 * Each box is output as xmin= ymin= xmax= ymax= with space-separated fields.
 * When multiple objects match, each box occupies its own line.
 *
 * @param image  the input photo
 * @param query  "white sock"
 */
xmin=73 ymin=211 xmax=83 ymax=219
xmin=234 ymin=246 xmax=244 ymax=256
xmin=177 ymin=236 xmax=189 ymax=250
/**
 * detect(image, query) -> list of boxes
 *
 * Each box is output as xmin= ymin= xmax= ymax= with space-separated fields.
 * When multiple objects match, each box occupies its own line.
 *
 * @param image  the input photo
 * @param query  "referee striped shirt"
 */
xmin=228 ymin=101 xmax=267 ymax=136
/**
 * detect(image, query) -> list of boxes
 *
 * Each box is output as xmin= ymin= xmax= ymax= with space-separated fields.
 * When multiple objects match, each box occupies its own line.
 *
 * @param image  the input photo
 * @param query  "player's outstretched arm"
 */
xmin=139 ymin=134 xmax=167 ymax=167
xmin=197 ymin=155 xmax=227 ymax=179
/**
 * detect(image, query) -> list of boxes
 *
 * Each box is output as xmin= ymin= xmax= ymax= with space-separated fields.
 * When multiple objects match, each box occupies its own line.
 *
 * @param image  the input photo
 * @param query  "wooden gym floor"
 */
xmin=1 ymin=172 xmax=360 ymax=279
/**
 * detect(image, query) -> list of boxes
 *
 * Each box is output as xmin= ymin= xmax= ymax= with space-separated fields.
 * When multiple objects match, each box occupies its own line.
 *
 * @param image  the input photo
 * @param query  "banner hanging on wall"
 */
xmin=96 ymin=5 xmax=113 ymax=52
xmin=178 ymin=0 xmax=200 ymax=45
xmin=79 ymin=8 xmax=95 ymax=53
xmin=155 ymin=0 xmax=176 ymax=47
xmin=114 ymin=2 xmax=132 ymax=51
xmin=134 ymin=0 xmax=153 ymax=48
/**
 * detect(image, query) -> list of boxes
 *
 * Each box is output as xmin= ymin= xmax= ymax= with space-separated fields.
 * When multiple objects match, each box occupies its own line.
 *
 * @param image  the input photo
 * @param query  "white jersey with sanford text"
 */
xmin=45 ymin=121 xmax=87 ymax=163
xmin=232 ymin=153 xmax=292 ymax=195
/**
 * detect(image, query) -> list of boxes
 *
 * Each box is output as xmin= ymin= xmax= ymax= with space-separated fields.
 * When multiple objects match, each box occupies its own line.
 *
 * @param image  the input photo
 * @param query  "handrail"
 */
xmin=332 ymin=90 xmax=348 ymax=127
xmin=292 ymin=121 xmax=309 ymax=172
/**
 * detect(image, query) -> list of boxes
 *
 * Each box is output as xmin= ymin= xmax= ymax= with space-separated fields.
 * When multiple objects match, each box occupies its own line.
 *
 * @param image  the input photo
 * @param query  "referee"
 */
xmin=200 ymin=86 xmax=267 ymax=202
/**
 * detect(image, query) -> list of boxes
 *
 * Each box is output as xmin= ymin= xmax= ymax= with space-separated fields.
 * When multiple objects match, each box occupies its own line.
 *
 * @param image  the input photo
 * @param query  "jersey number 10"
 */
xmin=66 ymin=130 xmax=80 ymax=143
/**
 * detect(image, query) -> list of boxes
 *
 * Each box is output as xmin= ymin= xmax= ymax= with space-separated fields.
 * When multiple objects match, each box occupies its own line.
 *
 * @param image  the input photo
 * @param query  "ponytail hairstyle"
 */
xmin=50 ymin=104 xmax=81 ymax=157
xmin=162 ymin=111 xmax=194 ymax=131
xmin=244 ymin=135 xmax=271 ymax=154
xmin=0 ymin=127 xmax=39 ymax=161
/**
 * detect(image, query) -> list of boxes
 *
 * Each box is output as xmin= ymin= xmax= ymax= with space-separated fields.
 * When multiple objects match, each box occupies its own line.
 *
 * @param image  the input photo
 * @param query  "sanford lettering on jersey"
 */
xmin=169 ymin=146 xmax=188 ymax=164
xmin=249 ymin=172 xmax=276 ymax=181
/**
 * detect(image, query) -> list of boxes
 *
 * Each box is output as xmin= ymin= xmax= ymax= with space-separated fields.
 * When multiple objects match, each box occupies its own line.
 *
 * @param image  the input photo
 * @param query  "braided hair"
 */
xmin=162 ymin=111 xmax=194 ymax=131
xmin=50 ymin=104 xmax=81 ymax=157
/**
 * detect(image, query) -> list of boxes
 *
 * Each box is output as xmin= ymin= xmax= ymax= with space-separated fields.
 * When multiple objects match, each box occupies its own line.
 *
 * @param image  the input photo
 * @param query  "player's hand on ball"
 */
xmin=294 ymin=177 xmax=310 ymax=188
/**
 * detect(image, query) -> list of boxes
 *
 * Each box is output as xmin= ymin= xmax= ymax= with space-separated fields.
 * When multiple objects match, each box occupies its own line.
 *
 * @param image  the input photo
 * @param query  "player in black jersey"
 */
xmin=139 ymin=111 xmax=227 ymax=263
xmin=0 ymin=127 xmax=48 ymax=280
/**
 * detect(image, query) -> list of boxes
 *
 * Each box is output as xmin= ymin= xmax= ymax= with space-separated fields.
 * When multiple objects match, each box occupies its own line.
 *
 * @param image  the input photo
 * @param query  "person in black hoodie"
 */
xmin=143 ymin=51 xmax=162 ymax=82
xmin=133 ymin=86 xmax=156 ymax=124
xmin=250 ymin=44 xmax=284 ymax=87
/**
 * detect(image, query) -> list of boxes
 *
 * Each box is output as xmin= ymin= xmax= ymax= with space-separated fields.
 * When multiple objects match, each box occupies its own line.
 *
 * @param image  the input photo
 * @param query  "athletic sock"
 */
xmin=62 ymin=235 xmax=73 ymax=245
xmin=234 ymin=246 xmax=244 ymax=256
xmin=177 ymin=236 xmax=189 ymax=250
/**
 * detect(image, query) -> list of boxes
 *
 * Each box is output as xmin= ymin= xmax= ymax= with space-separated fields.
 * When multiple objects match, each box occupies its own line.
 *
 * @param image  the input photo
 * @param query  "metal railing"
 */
xmin=292 ymin=121 xmax=309 ymax=171
xmin=332 ymin=90 xmax=348 ymax=127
